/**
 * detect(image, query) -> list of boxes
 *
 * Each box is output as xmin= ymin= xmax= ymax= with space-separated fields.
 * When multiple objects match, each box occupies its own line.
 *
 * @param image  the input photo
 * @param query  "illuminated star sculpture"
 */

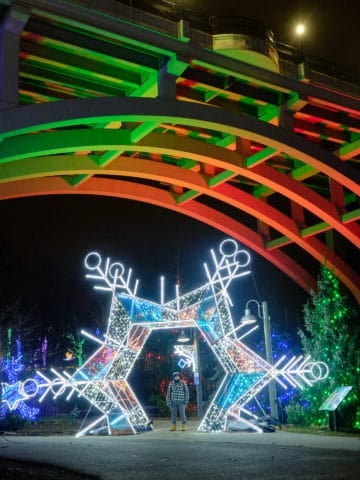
xmin=1 ymin=239 xmax=329 ymax=435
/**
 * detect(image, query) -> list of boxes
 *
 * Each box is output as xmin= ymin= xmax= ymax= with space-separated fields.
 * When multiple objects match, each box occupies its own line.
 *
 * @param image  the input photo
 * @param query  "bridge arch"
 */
xmin=0 ymin=98 xmax=359 ymax=301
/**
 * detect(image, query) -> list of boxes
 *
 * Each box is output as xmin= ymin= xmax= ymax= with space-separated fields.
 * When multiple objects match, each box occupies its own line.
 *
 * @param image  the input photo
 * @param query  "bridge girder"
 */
xmin=0 ymin=98 xmax=359 ymax=301
xmin=0 ymin=0 xmax=359 ymax=304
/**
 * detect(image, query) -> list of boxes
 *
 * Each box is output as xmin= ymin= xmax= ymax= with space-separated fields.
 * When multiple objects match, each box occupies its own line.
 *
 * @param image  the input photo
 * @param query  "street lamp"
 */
xmin=177 ymin=330 xmax=191 ymax=343
xmin=176 ymin=329 xmax=204 ymax=418
xmin=240 ymin=300 xmax=278 ymax=419
xmin=294 ymin=22 xmax=305 ymax=66
xmin=295 ymin=23 xmax=305 ymax=37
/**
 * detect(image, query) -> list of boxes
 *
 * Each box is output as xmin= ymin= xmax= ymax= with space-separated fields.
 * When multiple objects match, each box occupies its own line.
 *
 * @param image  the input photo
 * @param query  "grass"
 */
xmin=282 ymin=425 xmax=360 ymax=437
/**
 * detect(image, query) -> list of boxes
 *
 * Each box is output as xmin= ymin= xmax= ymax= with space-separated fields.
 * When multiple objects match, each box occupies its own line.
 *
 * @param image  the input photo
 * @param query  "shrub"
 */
xmin=0 ymin=413 xmax=29 ymax=431
xmin=285 ymin=402 xmax=308 ymax=427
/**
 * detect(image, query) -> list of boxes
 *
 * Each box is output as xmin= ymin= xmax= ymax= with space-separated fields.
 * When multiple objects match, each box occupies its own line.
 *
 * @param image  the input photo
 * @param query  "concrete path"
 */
xmin=0 ymin=419 xmax=359 ymax=479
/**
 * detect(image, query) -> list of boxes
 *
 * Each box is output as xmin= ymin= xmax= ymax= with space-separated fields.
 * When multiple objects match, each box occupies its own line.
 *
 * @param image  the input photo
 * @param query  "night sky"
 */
xmin=0 ymin=194 xmax=312 ymax=341
xmin=0 ymin=1 xmax=358 ymax=345
xmin=188 ymin=0 xmax=359 ymax=72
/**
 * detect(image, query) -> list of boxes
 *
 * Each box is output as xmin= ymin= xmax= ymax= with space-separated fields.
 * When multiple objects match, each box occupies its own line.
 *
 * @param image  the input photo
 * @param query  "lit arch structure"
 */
xmin=0 ymin=0 xmax=359 ymax=302
xmin=0 ymin=239 xmax=329 ymax=435
xmin=1 ymin=98 xmax=359 ymax=299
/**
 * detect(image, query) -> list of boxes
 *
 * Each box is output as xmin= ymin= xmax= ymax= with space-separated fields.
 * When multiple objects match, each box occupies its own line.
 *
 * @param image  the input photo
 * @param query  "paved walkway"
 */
xmin=0 ymin=419 xmax=359 ymax=479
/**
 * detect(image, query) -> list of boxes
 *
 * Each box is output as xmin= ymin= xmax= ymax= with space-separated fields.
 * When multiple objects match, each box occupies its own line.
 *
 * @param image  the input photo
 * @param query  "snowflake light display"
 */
xmin=175 ymin=344 xmax=195 ymax=371
xmin=0 ymin=239 xmax=329 ymax=435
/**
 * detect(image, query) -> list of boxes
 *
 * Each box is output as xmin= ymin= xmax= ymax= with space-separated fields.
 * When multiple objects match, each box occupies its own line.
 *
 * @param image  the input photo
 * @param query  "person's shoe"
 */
xmin=181 ymin=423 xmax=186 ymax=431
xmin=170 ymin=425 xmax=176 ymax=431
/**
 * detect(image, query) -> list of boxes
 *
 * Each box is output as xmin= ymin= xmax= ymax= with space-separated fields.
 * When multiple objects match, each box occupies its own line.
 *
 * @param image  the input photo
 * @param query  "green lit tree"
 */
xmin=66 ymin=332 xmax=86 ymax=367
xmin=287 ymin=265 xmax=360 ymax=429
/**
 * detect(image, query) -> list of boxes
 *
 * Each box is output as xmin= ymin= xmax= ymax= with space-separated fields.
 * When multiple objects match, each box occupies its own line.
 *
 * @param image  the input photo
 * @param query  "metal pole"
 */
xmin=193 ymin=331 xmax=204 ymax=418
xmin=261 ymin=301 xmax=278 ymax=419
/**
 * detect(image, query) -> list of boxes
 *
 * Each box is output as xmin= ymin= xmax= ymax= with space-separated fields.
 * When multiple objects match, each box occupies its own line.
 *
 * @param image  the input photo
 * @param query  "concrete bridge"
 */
xmin=0 ymin=0 xmax=359 ymax=302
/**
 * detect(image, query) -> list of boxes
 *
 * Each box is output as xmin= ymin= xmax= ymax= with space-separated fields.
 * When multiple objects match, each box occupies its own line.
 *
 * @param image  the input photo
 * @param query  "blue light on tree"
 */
xmin=1 ymin=331 xmax=39 ymax=421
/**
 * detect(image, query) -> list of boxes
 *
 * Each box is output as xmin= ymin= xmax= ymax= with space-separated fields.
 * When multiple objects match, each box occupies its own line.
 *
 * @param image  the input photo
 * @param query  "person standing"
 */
xmin=166 ymin=371 xmax=189 ymax=431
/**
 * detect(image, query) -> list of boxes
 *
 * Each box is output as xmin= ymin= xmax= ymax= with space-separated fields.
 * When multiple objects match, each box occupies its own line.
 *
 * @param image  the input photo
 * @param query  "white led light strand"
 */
xmin=84 ymin=252 xmax=139 ymax=295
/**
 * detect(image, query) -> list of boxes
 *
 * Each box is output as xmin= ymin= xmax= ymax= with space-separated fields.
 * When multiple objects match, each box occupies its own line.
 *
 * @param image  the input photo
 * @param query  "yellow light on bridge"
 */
xmin=295 ymin=23 xmax=305 ymax=36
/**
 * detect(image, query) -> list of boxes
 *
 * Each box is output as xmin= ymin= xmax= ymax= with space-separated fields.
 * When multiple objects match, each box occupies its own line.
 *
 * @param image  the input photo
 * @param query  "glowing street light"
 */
xmin=240 ymin=300 xmax=278 ymax=419
xmin=295 ymin=23 xmax=305 ymax=36
xmin=294 ymin=22 xmax=306 ymax=66
xmin=177 ymin=330 xmax=191 ymax=343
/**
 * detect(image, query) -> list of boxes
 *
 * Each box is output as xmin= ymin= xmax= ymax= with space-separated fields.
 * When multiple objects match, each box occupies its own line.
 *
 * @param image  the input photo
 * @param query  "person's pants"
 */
xmin=170 ymin=401 xmax=186 ymax=424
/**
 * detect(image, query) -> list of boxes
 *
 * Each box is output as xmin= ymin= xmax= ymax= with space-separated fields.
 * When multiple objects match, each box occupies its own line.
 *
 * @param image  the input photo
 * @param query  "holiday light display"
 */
xmin=1 ymin=239 xmax=329 ymax=435
xmin=175 ymin=344 xmax=195 ymax=371
xmin=1 ymin=331 xmax=39 ymax=421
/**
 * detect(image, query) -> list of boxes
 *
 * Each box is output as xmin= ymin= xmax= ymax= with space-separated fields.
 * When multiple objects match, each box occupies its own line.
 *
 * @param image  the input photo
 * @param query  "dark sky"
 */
xmin=187 ymin=0 xmax=359 ymax=71
xmin=0 ymin=195 xmax=309 ymax=339
xmin=1 ymin=1 xmax=358 ymax=344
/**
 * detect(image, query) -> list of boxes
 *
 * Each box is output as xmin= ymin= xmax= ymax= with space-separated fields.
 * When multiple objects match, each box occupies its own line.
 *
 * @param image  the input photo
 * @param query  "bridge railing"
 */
xmin=114 ymin=1 xmax=359 ymax=90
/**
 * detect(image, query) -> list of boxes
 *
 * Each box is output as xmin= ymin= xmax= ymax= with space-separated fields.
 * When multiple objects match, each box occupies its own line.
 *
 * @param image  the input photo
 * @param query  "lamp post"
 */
xmin=192 ymin=330 xmax=204 ymax=417
xmin=294 ymin=22 xmax=306 ymax=78
xmin=240 ymin=300 xmax=278 ymax=419
xmin=177 ymin=329 xmax=204 ymax=418
xmin=295 ymin=23 xmax=305 ymax=37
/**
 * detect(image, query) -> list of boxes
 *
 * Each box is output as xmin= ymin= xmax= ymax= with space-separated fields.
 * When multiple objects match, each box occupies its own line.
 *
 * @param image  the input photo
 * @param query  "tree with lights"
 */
xmin=66 ymin=332 xmax=86 ymax=367
xmin=287 ymin=265 xmax=360 ymax=429
xmin=0 ymin=302 xmax=44 ymax=422
xmin=0 ymin=328 xmax=40 ymax=421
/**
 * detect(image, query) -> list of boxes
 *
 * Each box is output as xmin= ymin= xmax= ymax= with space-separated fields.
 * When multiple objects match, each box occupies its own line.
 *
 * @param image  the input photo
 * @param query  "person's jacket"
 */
xmin=166 ymin=379 xmax=189 ymax=405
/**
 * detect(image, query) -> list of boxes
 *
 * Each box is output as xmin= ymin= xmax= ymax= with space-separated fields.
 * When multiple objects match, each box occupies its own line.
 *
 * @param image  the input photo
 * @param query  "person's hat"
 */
xmin=172 ymin=371 xmax=180 ymax=377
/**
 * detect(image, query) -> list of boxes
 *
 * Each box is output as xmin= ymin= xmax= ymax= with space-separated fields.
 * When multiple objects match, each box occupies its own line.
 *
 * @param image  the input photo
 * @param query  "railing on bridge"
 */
xmin=112 ymin=0 xmax=359 ymax=88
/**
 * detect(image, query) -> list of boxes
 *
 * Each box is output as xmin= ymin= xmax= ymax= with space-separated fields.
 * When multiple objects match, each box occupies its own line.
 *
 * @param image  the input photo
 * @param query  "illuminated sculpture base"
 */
xmin=1 ymin=239 xmax=328 ymax=436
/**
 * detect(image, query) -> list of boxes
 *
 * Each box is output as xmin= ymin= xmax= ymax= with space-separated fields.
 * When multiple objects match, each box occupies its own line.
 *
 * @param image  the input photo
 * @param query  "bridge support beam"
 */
xmin=0 ymin=4 xmax=30 ymax=109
